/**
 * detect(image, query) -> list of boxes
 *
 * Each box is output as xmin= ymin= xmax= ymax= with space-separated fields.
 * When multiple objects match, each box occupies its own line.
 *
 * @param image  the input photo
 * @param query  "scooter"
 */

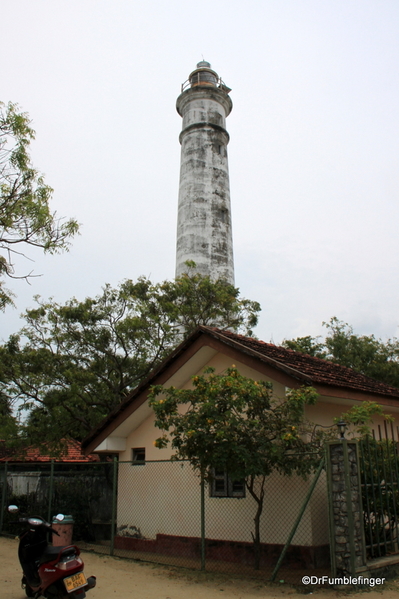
xmin=8 ymin=505 xmax=96 ymax=599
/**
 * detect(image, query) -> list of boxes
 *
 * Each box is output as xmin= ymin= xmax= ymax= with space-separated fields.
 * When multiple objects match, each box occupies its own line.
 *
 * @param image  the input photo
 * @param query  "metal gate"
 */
xmin=359 ymin=422 xmax=399 ymax=559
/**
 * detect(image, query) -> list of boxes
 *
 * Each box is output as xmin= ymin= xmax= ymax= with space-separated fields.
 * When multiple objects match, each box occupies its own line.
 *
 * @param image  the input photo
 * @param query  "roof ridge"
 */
xmin=207 ymin=327 xmax=313 ymax=383
xmin=205 ymin=326 xmax=399 ymax=396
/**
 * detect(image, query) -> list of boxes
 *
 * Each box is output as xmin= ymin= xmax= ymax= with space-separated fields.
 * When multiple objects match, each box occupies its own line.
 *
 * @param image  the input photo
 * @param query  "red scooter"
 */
xmin=8 ymin=505 xmax=96 ymax=598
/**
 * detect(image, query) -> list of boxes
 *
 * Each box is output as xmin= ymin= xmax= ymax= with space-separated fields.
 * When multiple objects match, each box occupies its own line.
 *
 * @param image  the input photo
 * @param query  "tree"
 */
xmin=283 ymin=317 xmax=399 ymax=388
xmin=153 ymin=261 xmax=260 ymax=336
xmin=0 ymin=389 xmax=18 ymax=441
xmin=282 ymin=335 xmax=327 ymax=358
xmin=335 ymin=401 xmax=394 ymax=438
xmin=0 ymin=101 xmax=79 ymax=309
xmin=0 ymin=267 xmax=260 ymax=446
xmin=149 ymin=367 xmax=323 ymax=569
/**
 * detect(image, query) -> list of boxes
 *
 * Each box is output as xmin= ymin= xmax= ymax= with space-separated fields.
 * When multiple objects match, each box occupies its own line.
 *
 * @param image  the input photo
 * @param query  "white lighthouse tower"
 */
xmin=175 ymin=61 xmax=234 ymax=284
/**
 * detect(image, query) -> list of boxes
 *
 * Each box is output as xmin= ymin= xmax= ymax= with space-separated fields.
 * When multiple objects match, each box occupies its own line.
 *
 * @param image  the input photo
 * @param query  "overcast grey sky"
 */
xmin=2 ymin=0 xmax=399 ymax=345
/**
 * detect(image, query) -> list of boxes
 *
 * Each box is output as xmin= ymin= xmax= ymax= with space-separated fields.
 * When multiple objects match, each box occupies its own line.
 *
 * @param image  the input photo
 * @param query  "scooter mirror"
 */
xmin=8 ymin=505 xmax=19 ymax=513
xmin=54 ymin=513 xmax=65 ymax=522
xmin=28 ymin=517 xmax=43 ymax=526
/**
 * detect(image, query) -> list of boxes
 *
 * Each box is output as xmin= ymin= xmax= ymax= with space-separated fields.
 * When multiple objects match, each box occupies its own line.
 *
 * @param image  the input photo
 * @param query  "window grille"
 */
xmin=210 ymin=469 xmax=245 ymax=498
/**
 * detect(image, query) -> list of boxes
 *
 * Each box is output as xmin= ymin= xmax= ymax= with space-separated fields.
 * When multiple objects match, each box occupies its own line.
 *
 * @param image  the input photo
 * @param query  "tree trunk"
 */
xmin=247 ymin=475 xmax=266 ymax=570
xmin=252 ymin=499 xmax=263 ymax=569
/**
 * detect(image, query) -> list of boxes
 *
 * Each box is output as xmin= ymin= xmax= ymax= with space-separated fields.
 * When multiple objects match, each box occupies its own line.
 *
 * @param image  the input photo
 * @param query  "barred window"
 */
xmin=210 ymin=469 xmax=245 ymax=498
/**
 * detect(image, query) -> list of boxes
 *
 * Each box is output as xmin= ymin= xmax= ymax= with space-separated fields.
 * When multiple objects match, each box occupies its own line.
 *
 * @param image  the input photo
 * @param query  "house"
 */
xmin=81 ymin=326 xmax=399 ymax=567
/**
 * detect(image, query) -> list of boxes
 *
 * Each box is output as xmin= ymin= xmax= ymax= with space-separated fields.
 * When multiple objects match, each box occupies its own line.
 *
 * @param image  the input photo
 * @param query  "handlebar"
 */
xmin=12 ymin=516 xmax=60 ymax=535
xmin=7 ymin=507 xmax=63 ymax=536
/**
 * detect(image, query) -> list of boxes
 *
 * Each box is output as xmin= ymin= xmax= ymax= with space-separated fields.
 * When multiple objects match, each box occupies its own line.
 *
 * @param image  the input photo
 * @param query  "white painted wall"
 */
xmin=116 ymin=459 xmax=327 ymax=546
xmin=116 ymin=354 xmax=330 ymax=546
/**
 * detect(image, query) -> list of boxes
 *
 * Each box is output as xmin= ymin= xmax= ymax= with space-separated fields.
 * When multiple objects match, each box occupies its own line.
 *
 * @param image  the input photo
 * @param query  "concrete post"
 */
xmin=326 ymin=440 xmax=367 ymax=575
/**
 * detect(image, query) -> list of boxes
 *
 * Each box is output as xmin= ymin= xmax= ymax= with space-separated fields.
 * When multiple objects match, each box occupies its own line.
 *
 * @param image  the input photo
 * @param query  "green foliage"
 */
xmin=282 ymin=335 xmax=327 ymax=359
xmin=155 ymin=262 xmax=260 ymax=336
xmin=0 ymin=266 xmax=260 ymax=445
xmin=359 ymin=437 xmax=399 ymax=556
xmin=283 ymin=317 xmax=399 ymax=388
xmin=0 ymin=101 xmax=79 ymax=309
xmin=149 ymin=367 xmax=323 ymax=569
xmin=336 ymin=401 xmax=394 ymax=437
xmin=0 ymin=389 xmax=18 ymax=443
xmin=150 ymin=367 xmax=321 ymax=480
xmin=0 ymin=412 xmax=19 ymax=443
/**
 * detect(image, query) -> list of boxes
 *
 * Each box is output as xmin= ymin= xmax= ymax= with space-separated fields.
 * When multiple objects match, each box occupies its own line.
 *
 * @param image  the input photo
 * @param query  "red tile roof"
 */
xmin=0 ymin=439 xmax=100 ymax=463
xmin=210 ymin=328 xmax=399 ymax=399
xmin=82 ymin=325 xmax=399 ymax=454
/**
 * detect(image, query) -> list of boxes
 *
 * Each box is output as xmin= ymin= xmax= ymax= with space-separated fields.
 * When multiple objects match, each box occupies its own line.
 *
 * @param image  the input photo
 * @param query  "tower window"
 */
xmin=213 ymin=143 xmax=224 ymax=156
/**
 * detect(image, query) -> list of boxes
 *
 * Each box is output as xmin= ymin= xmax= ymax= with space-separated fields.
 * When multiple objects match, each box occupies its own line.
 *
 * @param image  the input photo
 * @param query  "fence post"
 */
xmin=326 ymin=439 xmax=367 ymax=576
xmin=110 ymin=457 xmax=118 ymax=556
xmin=47 ymin=460 xmax=54 ymax=523
xmin=200 ymin=471 xmax=206 ymax=571
xmin=342 ymin=440 xmax=356 ymax=574
xmin=0 ymin=462 xmax=8 ymax=533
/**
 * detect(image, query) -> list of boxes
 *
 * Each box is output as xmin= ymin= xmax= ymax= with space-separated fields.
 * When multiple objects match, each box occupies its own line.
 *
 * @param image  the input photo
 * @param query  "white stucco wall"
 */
xmin=115 ymin=354 xmax=331 ymax=546
xmin=108 ymin=345 xmax=399 ymax=549
xmin=115 ymin=458 xmax=328 ymax=546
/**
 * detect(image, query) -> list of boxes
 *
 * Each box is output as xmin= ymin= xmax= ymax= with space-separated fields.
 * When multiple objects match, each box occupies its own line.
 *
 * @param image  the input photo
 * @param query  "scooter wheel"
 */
xmin=21 ymin=577 xmax=35 ymax=597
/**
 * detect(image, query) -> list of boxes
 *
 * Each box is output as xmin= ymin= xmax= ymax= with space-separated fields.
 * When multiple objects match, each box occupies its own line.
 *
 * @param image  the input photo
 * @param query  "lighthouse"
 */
xmin=175 ymin=61 xmax=235 ymax=284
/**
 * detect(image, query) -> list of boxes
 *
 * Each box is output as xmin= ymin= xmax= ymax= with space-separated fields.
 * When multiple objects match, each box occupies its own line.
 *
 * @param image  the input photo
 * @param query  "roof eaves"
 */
xmin=208 ymin=328 xmax=399 ymax=399
xmin=81 ymin=327 xmax=206 ymax=450
xmin=202 ymin=327 xmax=314 ymax=384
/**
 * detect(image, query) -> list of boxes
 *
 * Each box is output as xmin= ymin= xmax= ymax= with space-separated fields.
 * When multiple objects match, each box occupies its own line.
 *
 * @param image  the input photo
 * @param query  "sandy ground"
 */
xmin=2 ymin=535 xmax=399 ymax=599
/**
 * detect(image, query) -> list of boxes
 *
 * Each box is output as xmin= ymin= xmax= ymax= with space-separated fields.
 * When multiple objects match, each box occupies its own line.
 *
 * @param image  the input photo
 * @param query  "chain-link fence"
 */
xmin=0 ymin=458 xmax=331 ymax=583
xmin=0 ymin=462 xmax=114 ymax=543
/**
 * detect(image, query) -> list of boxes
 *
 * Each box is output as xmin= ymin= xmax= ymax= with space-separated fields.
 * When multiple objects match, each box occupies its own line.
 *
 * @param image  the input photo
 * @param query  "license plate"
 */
xmin=64 ymin=572 xmax=87 ymax=593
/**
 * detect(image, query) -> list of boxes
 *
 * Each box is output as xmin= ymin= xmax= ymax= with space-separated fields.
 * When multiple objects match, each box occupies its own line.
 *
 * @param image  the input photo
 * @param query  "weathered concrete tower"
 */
xmin=175 ymin=61 xmax=234 ymax=284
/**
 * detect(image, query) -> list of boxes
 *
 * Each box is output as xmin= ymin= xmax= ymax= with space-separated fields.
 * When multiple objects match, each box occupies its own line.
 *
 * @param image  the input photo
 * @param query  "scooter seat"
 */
xmin=39 ymin=545 xmax=74 ymax=564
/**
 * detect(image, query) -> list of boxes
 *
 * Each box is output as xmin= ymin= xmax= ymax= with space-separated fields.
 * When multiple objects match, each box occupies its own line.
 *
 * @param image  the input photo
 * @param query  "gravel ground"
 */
xmin=2 ymin=535 xmax=399 ymax=599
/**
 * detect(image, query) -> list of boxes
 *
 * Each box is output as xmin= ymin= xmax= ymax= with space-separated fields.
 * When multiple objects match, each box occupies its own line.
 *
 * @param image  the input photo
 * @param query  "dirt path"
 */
xmin=2 ymin=536 xmax=399 ymax=599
